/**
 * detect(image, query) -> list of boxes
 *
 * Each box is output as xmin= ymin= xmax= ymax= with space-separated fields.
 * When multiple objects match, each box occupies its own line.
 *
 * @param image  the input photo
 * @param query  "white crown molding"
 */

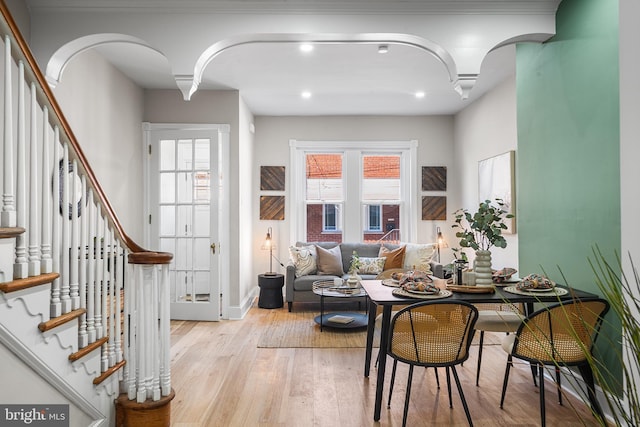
xmin=26 ymin=0 xmax=561 ymax=15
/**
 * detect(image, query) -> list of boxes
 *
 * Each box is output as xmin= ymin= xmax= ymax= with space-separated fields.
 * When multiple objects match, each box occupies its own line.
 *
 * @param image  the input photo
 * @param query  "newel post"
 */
xmin=116 ymin=251 xmax=174 ymax=427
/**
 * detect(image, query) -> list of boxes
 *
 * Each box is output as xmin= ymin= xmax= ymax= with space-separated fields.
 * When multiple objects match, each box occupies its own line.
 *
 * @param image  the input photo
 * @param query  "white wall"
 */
xmin=252 ymin=115 xmax=455 ymax=273
xmin=453 ymin=74 xmax=519 ymax=270
xmin=53 ymin=49 xmax=145 ymax=242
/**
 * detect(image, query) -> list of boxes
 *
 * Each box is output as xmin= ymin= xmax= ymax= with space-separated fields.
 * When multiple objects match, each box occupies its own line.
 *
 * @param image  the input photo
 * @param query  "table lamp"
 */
xmin=263 ymin=227 xmax=276 ymax=276
xmin=436 ymin=226 xmax=448 ymax=263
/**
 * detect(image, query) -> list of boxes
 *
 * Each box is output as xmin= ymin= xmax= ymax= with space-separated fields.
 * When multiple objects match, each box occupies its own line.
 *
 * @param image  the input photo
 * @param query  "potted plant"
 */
xmin=347 ymin=251 xmax=362 ymax=287
xmin=452 ymin=198 xmax=513 ymax=285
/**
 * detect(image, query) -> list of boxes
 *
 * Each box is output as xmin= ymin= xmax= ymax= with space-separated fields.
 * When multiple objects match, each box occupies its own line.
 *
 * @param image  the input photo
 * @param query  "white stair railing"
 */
xmin=0 ymin=1 xmax=173 ymax=408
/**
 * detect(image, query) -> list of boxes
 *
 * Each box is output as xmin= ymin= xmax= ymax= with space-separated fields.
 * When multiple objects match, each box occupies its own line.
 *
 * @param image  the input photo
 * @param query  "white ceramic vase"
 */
xmin=347 ymin=272 xmax=361 ymax=288
xmin=474 ymin=250 xmax=493 ymax=286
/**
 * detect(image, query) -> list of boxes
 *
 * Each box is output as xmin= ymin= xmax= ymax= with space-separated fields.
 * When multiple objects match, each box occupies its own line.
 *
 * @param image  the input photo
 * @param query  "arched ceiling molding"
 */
xmin=185 ymin=33 xmax=460 ymax=101
xmin=45 ymin=33 xmax=166 ymax=88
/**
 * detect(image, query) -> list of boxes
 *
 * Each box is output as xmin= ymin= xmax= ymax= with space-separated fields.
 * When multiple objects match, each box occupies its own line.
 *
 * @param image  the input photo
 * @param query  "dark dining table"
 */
xmin=359 ymin=279 xmax=601 ymax=422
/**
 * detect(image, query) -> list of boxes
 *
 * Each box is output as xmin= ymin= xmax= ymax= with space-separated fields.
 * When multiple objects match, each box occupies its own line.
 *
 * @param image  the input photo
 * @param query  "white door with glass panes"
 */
xmin=148 ymin=129 xmax=220 ymax=321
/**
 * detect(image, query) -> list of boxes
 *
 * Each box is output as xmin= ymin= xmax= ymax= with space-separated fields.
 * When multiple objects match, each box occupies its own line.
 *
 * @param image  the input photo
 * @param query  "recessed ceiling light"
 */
xmin=415 ymin=91 xmax=425 ymax=99
xmin=378 ymin=45 xmax=389 ymax=54
xmin=301 ymin=91 xmax=312 ymax=99
xmin=300 ymin=44 xmax=314 ymax=53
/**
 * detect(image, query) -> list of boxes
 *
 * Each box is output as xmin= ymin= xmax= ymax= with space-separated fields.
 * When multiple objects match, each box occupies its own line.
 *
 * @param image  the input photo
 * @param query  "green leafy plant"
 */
xmin=587 ymin=249 xmax=640 ymax=426
xmin=452 ymin=198 xmax=514 ymax=251
xmin=349 ymin=250 xmax=361 ymax=274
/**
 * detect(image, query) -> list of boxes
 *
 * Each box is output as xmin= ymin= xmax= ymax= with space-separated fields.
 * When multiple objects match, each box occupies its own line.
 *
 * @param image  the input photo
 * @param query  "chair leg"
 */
xmin=476 ymin=330 xmax=485 ymax=386
xmin=539 ymin=363 xmax=546 ymax=427
xmin=578 ymin=363 xmax=605 ymax=423
xmin=530 ymin=362 xmax=538 ymax=387
xmin=434 ymin=367 xmax=440 ymax=389
xmin=500 ymin=355 xmax=513 ymax=408
xmin=402 ymin=365 xmax=414 ymax=427
xmin=555 ymin=366 xmax=563 ymax=405
xmin=451 ymin=366 xmax=474 ymax=427
xmin=446 ymin=366 xmax=453 ymax=408
xmin=387 ymin=359 xmax=398 ymax=408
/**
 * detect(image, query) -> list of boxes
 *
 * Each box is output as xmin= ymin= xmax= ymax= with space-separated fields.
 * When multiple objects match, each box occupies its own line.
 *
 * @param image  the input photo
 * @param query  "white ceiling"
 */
xmin=26 ymin=0 xmax=558 ymax=116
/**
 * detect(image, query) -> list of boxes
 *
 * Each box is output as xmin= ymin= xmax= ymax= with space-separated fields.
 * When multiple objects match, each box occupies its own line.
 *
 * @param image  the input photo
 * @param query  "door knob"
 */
xmin=210 ymin=243 xmax=216 ymax=254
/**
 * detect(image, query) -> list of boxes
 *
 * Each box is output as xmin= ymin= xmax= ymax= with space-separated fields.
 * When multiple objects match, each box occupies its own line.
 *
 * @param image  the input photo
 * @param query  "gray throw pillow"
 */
xmin=315 ymin=245 xmax=344 ymax=276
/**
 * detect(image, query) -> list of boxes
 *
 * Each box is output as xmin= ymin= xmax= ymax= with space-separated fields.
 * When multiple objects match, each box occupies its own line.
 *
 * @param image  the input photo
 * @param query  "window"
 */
xmin=323 ymin=204 xmax=340 ymax=231
xmin=366 ymin=205 xmax=381 ymax=232
xmin=291 ymin=140 xmax=417 ymax=244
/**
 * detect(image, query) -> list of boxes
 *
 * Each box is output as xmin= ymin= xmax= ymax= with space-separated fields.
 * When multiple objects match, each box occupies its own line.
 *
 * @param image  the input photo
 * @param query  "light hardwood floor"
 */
xmin=169 ymin=302 xmax=603 ymax=427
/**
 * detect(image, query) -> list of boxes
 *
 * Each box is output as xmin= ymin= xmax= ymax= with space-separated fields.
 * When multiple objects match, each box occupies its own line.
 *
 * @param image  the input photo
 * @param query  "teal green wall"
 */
xmin=517 ymin=0 xmax=619 ymax=290
xmin=516 ymin=0 xmax=621 ymax=389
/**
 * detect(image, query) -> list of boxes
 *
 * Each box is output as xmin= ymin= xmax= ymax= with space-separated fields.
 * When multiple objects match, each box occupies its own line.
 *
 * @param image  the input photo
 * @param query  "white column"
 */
xmin=2 ymin=36 xmax=15 ymax=227
xmin=100 ymin=219 xmax=109 ymax=371
xmin=40 ymin=107 xmax=52 ymax=273
xmin=13 ymin=61 xmax=27 ymax=279
xmin=78 ymin=175 xmax=88 ymax=348
xmin=94 ymin=208 xmax=103 ymax=339
xmin=160 ymin=264 xmax=171 ymax=396
xmin=27 ymin=83 xmax=40 ymax=277
xmin=50 ymin=128 xmax=61 ymax=318
xmin=69 ymin=159 xmax=80 ymax=309
xmin=86 ymin=191 xmax=96 ymax=343
xmin=60 ymin=145 xmax=71 ymax=313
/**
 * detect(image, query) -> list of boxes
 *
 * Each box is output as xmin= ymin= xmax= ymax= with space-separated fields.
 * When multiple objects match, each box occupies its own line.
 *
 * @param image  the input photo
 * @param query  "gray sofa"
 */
xmin=286 ymin=242 xmax=443 ymax=312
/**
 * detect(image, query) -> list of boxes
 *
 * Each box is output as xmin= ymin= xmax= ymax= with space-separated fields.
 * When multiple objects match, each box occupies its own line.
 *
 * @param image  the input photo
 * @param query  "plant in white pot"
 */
xmin=452 ymin=199 xmax=514 ymax=286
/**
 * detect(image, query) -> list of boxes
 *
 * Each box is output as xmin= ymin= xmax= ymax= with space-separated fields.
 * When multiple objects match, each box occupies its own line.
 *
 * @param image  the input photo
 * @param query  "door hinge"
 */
xmin=148 ymin=144 xmax=152 ymax=155
xmin=148 ymin=214 xmax=151 ymax=224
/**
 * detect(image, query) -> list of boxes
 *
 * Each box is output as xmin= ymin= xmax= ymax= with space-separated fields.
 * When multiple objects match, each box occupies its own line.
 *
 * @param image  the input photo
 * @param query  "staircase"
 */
xmin=0 ymin=2 xmax=173 ymax=426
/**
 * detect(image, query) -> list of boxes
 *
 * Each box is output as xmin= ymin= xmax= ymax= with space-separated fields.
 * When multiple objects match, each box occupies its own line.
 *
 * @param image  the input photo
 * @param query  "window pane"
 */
xmin=362 ymin=155 xmax=400 ymax=201
xmin=194 ymin=171 xmax=210 ymax=203
xmin=193 ymin=204 xmax=210 ymax=236
xmin=177 ymin=139 xmax=193 ymax=170
xmin=160 ymin=205 xmax=175 ymax=236
xmin=305 ymin=203 xmax=342 ymax=243
xmin=194 ymin=139 xmax=210 ymax=170
xmin=160 ymin=172 xmax=175 ymax=203
xmin=363 ymin=203 xmax=401 ymax=243
xmin=177 ymin=172 xmax=193 ymax=203
xmin=177 ymin=205 xmax=193 ymax=236
xmin=175 ymin=238 xmax=193 ymax=270
xmin=160 ymin=139 xmax=175 ymax=170
xmin=193 ymin=238 xmax=210 ymax=270
xmin=193 ymin=272 xmax=210 ymax=301
xmin=306 ymin=153 xmax=343 ymax=200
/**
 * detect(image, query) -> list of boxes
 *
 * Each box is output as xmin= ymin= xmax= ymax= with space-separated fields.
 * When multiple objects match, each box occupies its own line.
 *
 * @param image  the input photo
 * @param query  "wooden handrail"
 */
xmin=0 ymin=0 xmax=147 ymax=255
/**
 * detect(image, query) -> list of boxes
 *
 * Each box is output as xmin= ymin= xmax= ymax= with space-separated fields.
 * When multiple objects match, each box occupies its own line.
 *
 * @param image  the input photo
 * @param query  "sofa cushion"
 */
xmin=288 ymin=245 xmax=317 ymax=277
xmin=403 ymin=243 xmax=436 ymax=274
xmin=356 ymin=257 xmax=386 ymax=275
xmin=315 ymin=245 xmax=345 ymax=275
xmin=292 ymin=274 xmax=328 ymax=292
xmin=379 ymin=245 xmax=406 ymax=270
xmin=339 ymin=242 xmax=382 ymax=271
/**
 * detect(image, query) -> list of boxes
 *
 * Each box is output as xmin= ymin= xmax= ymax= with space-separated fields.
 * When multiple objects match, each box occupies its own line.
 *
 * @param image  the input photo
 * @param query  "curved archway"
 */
xmin=46 ymin=33 xmax=168 ymax=88
xmin=185 ymin=33 xmax=460 ymax=101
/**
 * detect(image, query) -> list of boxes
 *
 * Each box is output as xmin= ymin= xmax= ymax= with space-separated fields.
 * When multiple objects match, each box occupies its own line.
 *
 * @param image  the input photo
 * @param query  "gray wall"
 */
xmin=53 ymin=49 xmax=145 ymax=242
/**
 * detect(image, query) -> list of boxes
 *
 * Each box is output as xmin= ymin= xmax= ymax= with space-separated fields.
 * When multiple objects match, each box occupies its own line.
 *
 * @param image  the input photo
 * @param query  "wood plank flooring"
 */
xmin=169 ymin=302 xmax=603 ymax=427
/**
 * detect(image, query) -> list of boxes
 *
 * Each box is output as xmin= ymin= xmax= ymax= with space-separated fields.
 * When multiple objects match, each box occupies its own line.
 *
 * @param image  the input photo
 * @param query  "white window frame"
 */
xmin=289 ymin=140 xmax=418 ymax=243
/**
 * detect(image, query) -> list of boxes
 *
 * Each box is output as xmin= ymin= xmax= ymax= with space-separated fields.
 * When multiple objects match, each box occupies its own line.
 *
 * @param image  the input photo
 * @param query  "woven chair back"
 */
xmin=512 ymin=298 xmax=609 ymax=365
xmin=388 ymin=301 xmax=478 ymax=367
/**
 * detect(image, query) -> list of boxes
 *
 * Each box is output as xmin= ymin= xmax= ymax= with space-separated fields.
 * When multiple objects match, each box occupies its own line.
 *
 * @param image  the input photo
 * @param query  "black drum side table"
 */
xmin=258 ymin=273 xmax=284 ymax=308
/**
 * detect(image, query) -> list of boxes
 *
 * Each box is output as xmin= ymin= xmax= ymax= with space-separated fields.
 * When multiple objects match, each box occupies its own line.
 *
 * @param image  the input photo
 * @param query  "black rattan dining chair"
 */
xmin=386 ymin=300 xmax=478 ymax=427
xmin=499 ymin=298 xmax=610 ymax=427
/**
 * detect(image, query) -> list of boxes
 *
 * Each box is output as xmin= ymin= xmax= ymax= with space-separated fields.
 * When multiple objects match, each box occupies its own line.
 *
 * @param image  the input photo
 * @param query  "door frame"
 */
xmin=142 ymin=122 xmax=231 ymax=320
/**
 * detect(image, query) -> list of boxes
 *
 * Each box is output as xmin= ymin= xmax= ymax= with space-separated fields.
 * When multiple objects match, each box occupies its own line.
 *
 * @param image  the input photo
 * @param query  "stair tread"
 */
xmin=0 ymin=227 xmax=25 ymax=239
xmin=0 ymin=272 xmax=59 ymax=292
